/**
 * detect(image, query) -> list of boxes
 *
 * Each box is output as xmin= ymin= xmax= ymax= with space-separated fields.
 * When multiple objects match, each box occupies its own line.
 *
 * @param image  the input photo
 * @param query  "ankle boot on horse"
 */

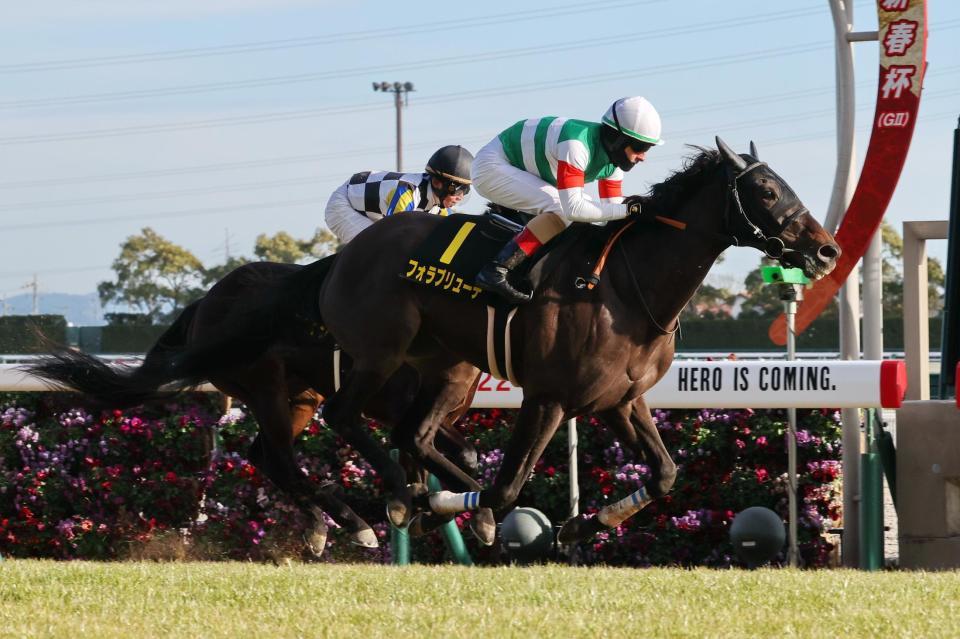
xmin=475 ymin=238 xmax=533 ymax=303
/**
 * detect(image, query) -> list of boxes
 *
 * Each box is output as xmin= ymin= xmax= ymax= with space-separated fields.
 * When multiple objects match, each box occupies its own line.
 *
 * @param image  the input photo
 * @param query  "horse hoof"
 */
xmin=470 ymin=508 xmax=496 ymax=546
xmin=303 ymin=524 xmax=328 ymax=557
xmin=386 ymin=498 xmax=410 ymax=528
xmin=349 ymin=527 xmax=379 ymax=549
xmin=407 ymin=512 xmax=428 ymax=538
xmin=557 ymin=513 xmax=605 ymax=546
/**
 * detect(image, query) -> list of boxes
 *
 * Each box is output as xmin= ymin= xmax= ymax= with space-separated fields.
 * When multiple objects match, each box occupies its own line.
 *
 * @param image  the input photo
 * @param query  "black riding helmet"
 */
xmin=425 ymin=145 xmax=474 ymax=197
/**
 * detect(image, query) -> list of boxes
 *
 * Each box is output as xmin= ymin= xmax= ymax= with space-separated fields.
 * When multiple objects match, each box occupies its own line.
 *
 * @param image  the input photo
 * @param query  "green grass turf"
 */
xmin=1 ymin=561 xmax=959 ymax=638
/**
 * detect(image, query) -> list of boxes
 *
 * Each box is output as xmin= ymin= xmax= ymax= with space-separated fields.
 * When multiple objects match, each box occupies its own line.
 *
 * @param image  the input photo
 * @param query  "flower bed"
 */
xmin=0 ymin=393 xmax=841 ymax=566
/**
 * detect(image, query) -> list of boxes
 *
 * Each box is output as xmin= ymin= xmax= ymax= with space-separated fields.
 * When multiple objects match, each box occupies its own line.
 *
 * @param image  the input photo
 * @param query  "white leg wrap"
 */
xmin=597 ymin=485 xmax=651 ymax=528
xmin=428 ymin=490 xmax=481 ymax=515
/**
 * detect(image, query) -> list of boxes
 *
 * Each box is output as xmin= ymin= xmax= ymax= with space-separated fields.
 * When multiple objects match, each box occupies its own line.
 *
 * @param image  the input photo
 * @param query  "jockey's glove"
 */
xmin=623 ymin=195 xmax=643 ymax=217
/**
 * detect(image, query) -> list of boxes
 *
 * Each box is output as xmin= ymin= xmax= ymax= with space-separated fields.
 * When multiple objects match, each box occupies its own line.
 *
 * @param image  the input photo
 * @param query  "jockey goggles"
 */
xmin=436 ymin=179 xmax=471 ymax=197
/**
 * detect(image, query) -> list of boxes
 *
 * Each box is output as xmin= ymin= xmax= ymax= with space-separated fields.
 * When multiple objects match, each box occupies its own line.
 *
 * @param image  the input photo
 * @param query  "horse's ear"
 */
xmin=716 ymin=136 xmax=747 ymax=171
xmin=749 ymin=140 xmax=759 ymax=159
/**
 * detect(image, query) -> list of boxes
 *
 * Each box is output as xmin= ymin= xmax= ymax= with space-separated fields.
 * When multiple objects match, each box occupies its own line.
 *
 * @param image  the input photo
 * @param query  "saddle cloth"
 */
xmin=401 ymin=212 xmax=522 ymax=300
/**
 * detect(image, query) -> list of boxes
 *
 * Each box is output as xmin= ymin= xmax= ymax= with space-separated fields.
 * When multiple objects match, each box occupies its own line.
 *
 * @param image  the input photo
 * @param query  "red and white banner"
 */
xmin=770 ymin=0 xmax=927 ymax=345
xmin=471 ymin=360 xmax=907 ymax=409
xmin=2 ymin=360 xmax=908 ymax=409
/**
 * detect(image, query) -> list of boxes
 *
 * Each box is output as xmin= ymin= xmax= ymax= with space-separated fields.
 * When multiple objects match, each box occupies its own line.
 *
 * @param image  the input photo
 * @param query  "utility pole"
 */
xmin=372 ymin=81 xmax=414 ymax=172
xmin=27 ymin=274 xmax=39 ymax=315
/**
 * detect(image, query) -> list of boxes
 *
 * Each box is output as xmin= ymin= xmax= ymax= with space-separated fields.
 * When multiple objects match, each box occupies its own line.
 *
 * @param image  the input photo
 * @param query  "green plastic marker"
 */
xmin=761 ymin=265 xmax=810 ymax=285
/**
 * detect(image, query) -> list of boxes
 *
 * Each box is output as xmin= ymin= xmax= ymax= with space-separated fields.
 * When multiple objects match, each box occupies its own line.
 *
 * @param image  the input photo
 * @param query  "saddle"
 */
xmin=400 ymin=207 xmax=629 ymax=384
xmin=401 ymin=206 xmax=622 ymax=303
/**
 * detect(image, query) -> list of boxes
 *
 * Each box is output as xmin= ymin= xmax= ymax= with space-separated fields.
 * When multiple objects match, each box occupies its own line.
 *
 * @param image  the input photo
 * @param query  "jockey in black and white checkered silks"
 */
xmin=324 ymin=145 xmax=474 ymax=244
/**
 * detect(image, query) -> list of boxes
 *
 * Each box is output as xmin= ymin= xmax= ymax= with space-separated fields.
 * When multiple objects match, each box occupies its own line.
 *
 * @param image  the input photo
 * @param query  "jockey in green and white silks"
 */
xmin=472 ymin=96 xmax=663 ymax=303
xmin=325 ymin=145 xmax=474 ymax=244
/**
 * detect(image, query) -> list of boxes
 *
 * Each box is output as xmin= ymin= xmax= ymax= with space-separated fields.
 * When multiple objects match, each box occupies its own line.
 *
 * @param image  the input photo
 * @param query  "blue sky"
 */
xmin=0 ymin=0 xmax=957 ymax=315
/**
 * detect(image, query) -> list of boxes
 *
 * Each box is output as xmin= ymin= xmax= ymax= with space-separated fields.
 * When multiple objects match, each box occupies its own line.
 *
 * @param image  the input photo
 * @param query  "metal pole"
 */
xmin=829 ymin=0 xmax=863 ymax=568
xmin=859 ymin=409 xmax=884 ymax=570
xmin=839 ymin=293 xmax=862 ymax=567
xmin=825 ymin=0 xmax=857 ymax=235
xmin=394 ymin=89 xmax=403 ymax=172
xmin=567 ymin=418 xmax=579 ymax=519
xmin=861 ymin=228 xmax=884 ymax=570
xmin=372 ymin=81 xmax=412 ymax=172
xmin=388 ymin=449 xmax=410 ymax=565
xmin=863 ymin=231 xmax=884 ymax=361
xmin=785 ymin=289 xmax=799 ymax=568
xmin=30 ymin=274 xmax=39 ymax=315
xmin=762 ymin=265 xmax=808 ymax=567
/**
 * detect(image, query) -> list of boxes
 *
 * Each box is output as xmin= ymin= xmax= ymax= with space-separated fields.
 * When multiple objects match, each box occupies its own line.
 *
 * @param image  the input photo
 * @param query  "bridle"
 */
xmin=644 ymin=157 xmax=810 ymax=260
xmin=723 ymin=159 xmax=809 ymax=260
xmin=575 ymin=154 xmax=811 ymax=335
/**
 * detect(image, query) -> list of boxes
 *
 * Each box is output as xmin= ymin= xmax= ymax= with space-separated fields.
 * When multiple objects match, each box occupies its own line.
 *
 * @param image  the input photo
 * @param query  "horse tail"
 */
xmin=20 ymin=299 xmax=206 ymax=408
xmin=22 ymin=255 xmax=337 ymax=407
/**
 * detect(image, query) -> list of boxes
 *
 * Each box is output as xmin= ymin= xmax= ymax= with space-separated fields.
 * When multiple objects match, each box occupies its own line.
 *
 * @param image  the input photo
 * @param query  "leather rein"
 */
xmin=574 ymin=160 xmax=807 ymax=335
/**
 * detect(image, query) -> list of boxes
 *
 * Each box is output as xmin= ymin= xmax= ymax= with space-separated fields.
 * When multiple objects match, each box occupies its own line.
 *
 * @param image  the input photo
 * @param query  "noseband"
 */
xmin=724 ymin=160 xmax=808 ymax=259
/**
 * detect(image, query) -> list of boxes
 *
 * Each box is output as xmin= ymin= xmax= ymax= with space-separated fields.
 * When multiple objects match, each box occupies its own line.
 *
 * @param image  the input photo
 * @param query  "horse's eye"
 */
xmin=762 ymin=190 xmax=776 ymax=200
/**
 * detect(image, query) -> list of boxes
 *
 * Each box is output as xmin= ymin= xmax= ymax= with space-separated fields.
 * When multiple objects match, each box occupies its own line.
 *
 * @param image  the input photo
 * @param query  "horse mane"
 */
xmin=642 ymin=146 xmax=723 ymax=215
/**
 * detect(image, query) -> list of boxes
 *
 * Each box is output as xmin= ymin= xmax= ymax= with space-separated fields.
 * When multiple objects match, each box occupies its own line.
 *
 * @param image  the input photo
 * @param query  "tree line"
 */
xmin=98 ymin=227 xmax=338 ymax=324
xmin=96 ymin=221 xmax=943 ymax=325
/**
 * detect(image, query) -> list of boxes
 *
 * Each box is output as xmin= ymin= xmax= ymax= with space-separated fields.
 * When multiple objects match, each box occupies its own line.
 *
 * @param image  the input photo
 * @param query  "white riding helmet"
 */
xmin=601 ymin=96 xmax=664 ymax=146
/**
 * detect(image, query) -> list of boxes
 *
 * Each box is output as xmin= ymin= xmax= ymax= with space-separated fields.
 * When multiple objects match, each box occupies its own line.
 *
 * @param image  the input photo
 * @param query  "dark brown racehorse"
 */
xmin=316 ymin=138 xmax=840 ymax=544
xmin=22 ymin=260 xmax=487 ymax=555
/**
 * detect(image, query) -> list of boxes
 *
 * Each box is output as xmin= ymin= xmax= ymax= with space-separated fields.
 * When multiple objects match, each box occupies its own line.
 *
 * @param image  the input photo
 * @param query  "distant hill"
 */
xmin=1 ymin=292 xmax=105 ymax=326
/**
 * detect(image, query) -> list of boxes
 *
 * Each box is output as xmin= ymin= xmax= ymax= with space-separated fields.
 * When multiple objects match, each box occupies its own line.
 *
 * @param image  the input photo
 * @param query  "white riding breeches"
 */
xmin=325 ymin=183 xmax=375 ymax=244
xmin=471 ymin=139 xmax=570 ymax=225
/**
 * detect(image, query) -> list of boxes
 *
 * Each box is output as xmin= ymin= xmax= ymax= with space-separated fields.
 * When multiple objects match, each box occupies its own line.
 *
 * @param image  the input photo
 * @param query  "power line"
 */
xmin=0 ymin=70 xmax=851 ymax=188
xmin=0 ymin=134 xmax=493 ymax=215
xmin=0 ymin=0 xmax=666 ymax=74
xmin=0 ymin=175 xmax=329 ymax=213
xmin=7 ymin=118 xmax=955 ymax=286
xmin=0 ymin=102 xmax=393 ymax=145
xmin=6 ymin=95 xmax=959 ymax=226
xmin=0 ymin=265 xmax=111 ymax=281
xmin=0 ymin=5 xmax=836 ymax=110
xmin=1 ymin=59 xmax=952 ymax=191
xmin=2 ymin=102 xmax=949 ymax=237
xmin=4 ymin=17 xmax=957 ymax=146
xmin=0 ymin=150 xmax=387 ymax=189
xmin=0 ymin=41 xmax=832 ymax=145
xmin=0 ymin=197 xmax=326 ymax=232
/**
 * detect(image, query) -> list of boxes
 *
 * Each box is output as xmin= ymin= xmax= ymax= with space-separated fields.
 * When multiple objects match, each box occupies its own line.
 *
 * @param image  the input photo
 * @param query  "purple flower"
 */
xmin=671 ymin=510 xmax=703 ymax=532
xmin=16 ymin=426 xmax=39 ymax=445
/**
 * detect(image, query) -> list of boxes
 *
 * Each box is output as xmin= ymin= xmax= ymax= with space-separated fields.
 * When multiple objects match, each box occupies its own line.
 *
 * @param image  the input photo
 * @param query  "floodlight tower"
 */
xmin=372 ymin=81 xmax=415 ymax=172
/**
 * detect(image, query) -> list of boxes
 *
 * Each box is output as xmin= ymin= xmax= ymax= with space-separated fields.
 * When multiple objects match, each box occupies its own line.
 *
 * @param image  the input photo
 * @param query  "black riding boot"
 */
xmin=474 ymin=239 xmax=533 ymax=303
